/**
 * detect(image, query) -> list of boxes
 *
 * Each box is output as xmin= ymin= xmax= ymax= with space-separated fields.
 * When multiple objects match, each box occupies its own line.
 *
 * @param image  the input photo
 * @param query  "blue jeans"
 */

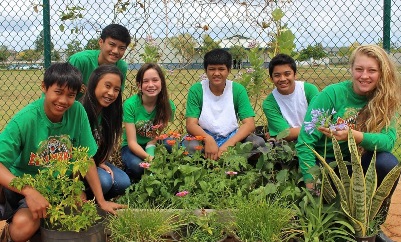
xmin=182 ymin=130 xmax=266 ymax=158
xmin=97 ymin=162 xmax=131 ymax=200
xmin=121 ymin=140 xmax=174 ymax=181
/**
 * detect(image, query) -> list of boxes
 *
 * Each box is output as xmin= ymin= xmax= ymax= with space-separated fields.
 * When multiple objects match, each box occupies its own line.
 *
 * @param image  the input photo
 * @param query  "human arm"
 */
xmin=125 ymin=122 xmax=152 ymax=160
xmin=186 ymin=117 xmax=219 ymax=160
xmin=219 ymin=117 xmax=256 ymax=156
xmin=84 ymin=160 xmax=126 ymax=214
xmin=263 ymin=95 xmax=300 ymax=141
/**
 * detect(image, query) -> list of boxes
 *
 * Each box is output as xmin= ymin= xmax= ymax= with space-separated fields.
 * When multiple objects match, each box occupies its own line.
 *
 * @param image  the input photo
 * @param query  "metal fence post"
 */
xmin=43 ymin=0 xmax=51 ymax=68
xmin=383 ymin=0 xmax=391 ymax=52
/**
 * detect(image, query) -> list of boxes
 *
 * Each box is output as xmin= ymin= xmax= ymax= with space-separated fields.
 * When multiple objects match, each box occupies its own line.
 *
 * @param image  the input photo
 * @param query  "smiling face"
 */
xmin=351 ymin=54 xmax=380 ymax=96
xmin=42 ymin=83 xmax=77 ymax=122
xmin=140 ymin=68 xmax=162 ymax=98
xmin=270 ymin=64 xmax=297 ymax=95
xmin=94 ymin=73 xmax=121 ymax=108
xmin=98 ymin=37 xmax=127 ymax=65
xmin=206 ymin=64 xmax=230 ymax=89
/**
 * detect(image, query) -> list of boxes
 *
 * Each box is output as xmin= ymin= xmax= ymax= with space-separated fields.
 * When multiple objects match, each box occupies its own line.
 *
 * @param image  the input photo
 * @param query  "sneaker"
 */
xmin=376 ymin=231 xmax=394 ymax=242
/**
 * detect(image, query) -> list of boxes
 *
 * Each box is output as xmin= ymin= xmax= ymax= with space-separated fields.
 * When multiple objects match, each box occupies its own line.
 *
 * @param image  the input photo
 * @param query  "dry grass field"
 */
xmin=1 ymin=66 xmax=400 ymax=159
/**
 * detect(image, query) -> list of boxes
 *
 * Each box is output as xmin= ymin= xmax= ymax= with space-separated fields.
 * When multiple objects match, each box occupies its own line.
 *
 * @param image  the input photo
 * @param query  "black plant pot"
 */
xmin=355 ymin=234 xmax=376 ymax=242
xmin=40 ymin=220 xmax=106 ymax=242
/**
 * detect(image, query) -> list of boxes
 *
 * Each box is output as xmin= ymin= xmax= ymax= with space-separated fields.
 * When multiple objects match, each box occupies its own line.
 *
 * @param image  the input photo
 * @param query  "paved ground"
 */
xmin=382 ymin=179 xmax=401 ymax=242
xmin=1 ymin=181 xmax=401 ymax=241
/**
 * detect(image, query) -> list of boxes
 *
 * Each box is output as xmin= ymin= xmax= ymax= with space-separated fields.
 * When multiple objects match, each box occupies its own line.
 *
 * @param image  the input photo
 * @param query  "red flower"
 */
xmin=195 ymin=136 xmax=205 ymax=141
xmin=156 ymin=134 xmax=169 ymax=140
xmin=194 ymin=145 xmax=203 ymax=151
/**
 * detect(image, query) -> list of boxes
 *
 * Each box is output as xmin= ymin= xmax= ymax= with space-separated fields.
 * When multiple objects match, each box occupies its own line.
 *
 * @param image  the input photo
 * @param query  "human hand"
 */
xmin=23 ymin=187 xmax=50 ymax=219
xmin=204 ymin=137 xmax=219 ymax=160
xmin=318 ymin=126 xmax=349 ymax=141
xmin=99 ymin=163 xmax=114 ymax=181
xmin=218 ymin=145 xmax=229 ymax=158
xmin=98 ymin=200 xmax=127 ymax=215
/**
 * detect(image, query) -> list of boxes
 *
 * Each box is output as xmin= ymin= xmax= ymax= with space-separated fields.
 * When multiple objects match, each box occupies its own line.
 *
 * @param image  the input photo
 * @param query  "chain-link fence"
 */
xmin=1 ymin=0 xmax=401 ymax=155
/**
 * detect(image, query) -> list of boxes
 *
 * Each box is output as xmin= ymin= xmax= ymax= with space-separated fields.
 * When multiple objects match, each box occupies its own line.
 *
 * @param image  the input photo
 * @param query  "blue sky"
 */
xmin=1 ymin=0 xmax=400 ymax=52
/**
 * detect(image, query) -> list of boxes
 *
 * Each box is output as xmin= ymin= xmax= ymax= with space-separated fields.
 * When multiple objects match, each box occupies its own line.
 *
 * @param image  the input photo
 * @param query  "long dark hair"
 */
xmin=81 ymin=65 xmax=123 ymax=165
xmin=136 ymin=63 xmax=172 ymax=127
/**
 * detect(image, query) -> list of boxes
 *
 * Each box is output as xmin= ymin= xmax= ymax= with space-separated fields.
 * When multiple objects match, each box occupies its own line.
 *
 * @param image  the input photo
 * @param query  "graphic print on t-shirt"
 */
xmin=135 ymin=119 xmax=158 ymax=139
xmin=28 ymin=135 xmax=73 ymax=166
xmin=335 ymin=107 xmax=360 ymax=130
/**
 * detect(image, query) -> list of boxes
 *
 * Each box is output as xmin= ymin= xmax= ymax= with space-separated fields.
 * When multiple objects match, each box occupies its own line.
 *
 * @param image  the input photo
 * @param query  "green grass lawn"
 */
xmin=1 ymin=66 xmax=400 ymax=159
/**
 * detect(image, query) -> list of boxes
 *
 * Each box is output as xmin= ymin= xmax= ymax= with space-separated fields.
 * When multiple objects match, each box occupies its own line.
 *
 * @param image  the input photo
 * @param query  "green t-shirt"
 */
xmin=296 ymin=80 xmax=397 ymax=181
xmin=0 ymin=98 xmax=98 ymax=177
xmin=122 ymin=94 xmax=176 ymax=146
xmin=185 ymin=81 xmax=255 ymax=121
xmin=68 ymin=50 xmax=128 ymax=100
xmin=263 ymin=82 xmax=319 ymax=136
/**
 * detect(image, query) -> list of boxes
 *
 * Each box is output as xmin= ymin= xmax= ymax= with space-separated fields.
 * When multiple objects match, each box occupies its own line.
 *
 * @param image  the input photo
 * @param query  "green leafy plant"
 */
xmin=308 ymin=129 xmax=401 ymax=237
xmin=287 ymin=187 xmax=354 ymax=242
xmin=107 ymin=207 xmax=183 ymax=242
xmin=231 ymin=197 xmax=295 ymax=242
xmin=10 ymin=147 xmax=101 ymax=232
xmin=139 ymin=35 xmax=162 ymax=63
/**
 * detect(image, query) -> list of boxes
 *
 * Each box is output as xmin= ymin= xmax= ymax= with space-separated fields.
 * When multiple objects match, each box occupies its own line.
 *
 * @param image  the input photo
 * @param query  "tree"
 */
xmin=16 ymin=49 xmax=41 ymax=61
xmin=298 ymin=43 xmax=327 ymax=61
xmin=34 ymin=30 xmax=54 ymax=53
xmin=65 ymin=40 xmax=84 ymax=58
xmin=229 ymin=45 xmax=247 ymax=69
xmin=168 ymin=33 xmax=197 ymax=67
xmin=0 ymin=45 xmax=11 ymax=62
xmin=338 ymin=41 xmax=360 ymax=57
xmin=199 ymin=34 xmax=221 ymax=56
xmin=85 ymin=38 xmax=99 ymax=50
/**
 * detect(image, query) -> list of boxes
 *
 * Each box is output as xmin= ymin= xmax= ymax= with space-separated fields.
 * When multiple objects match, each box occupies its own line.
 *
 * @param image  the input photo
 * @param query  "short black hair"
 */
xmin=203 ymin=48 xmax=232 ymax=70
xmin=100 ymin=24 xmax=131 ymax=46
xmin=268 ymin=53 xmax=297 ymax=77
xmin=43 ymin=63 xmax=82 ymax=92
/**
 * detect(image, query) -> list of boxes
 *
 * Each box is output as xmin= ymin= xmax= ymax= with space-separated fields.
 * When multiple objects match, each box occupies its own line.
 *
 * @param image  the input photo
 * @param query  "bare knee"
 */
xmin=9 ymin=208 xmax=40 ymax=242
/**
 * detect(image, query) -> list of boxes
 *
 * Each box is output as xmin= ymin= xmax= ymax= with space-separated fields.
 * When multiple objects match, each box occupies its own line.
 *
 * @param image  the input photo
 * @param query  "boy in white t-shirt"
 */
xmin=186 ymin=49 xmax=265 ymax=161
xmin=263 ymin=54 xmax=319 ymax=141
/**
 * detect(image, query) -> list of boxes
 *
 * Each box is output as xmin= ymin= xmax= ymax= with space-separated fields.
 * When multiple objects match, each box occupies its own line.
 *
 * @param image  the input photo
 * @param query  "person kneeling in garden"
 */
xmin=263 ymin=53 xmax=319 ymax=142
xmin=296 ymin=45 xmax=401 ymax=242
xmin=185 ymin=48 xmax=265 ymax=161
xmin=0 ymin=63 xmax=125 ymax=242
xmin=121 ymin=63 xmax=176 ymax=182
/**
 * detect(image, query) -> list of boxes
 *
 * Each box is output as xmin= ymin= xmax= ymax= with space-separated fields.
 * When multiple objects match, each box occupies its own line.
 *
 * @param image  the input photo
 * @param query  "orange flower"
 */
xmin=183 ymin=151 xmax=189 ymax=155
xmin=195 ymin=136 xmax=205 ymax=141
xmin=194 ymin=145 xmax=203 ymax=151
xmin=156 ymin=134 xmax=169 ymax=140
xmin=166 ymin=139 xmax=176 ymax=146
xmin=170 ymin=132 xmax=181 ymax=139
xmin=184 ymin=136 xmax=195 ymax=141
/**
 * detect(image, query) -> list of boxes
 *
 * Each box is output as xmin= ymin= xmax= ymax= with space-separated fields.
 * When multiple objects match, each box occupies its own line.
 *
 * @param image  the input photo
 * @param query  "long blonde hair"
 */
xmin=350 ymin=45 xmax=401 ymax=132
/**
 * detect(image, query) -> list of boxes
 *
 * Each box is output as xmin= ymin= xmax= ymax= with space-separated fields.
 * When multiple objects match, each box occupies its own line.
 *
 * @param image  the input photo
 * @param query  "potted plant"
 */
xmin=10 ymin=147 xmax=105 ymax=242
xmin=308 ymin=129 xmax=401 ymax=241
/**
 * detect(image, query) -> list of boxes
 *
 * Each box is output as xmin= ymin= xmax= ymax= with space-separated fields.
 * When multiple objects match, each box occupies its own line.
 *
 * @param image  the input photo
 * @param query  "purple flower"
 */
xmin=246 ymin=68 xmax=255 ymax=73
xmin=248 ymin=39 xmax=259 ymax=48
xmin=304 ymin=108 xmax=339 ymax=135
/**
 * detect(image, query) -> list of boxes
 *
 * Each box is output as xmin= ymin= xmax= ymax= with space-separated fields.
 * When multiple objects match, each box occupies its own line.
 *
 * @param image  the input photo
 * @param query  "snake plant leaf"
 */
xmin=322 ymin=169 xmax=336 ymax=203
xmin=348 ymin=129 xmax=367 ymax=230
xmin=305 ymin=143 xmax=350 ymax=215
xmin=364 ymin=150 xmax=377 ymax=224
xmin=369 ymin=163 xmax=401 ymax=222
xmin=332 ymin=136 xmax=351 ymax=207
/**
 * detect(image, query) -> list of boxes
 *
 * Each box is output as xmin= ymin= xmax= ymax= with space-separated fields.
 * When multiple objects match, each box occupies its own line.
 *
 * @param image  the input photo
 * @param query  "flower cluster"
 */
xmin=176 ymin=190 xmax=189 ymax=197
xmin=303 ymin=108 xmax=348 ymax=134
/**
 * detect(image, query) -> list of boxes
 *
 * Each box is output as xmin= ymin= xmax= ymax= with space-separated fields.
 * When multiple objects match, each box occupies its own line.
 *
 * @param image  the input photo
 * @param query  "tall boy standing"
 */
xmin=186 ymin=48 xmax=265 ymax=160
xmin=263 ymin=54 xmax=319 ymax=141
xmin=0 ymin=63 xmax=124 ymax=242
xmin=69 ymin=23 xmax=131 ymax=100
